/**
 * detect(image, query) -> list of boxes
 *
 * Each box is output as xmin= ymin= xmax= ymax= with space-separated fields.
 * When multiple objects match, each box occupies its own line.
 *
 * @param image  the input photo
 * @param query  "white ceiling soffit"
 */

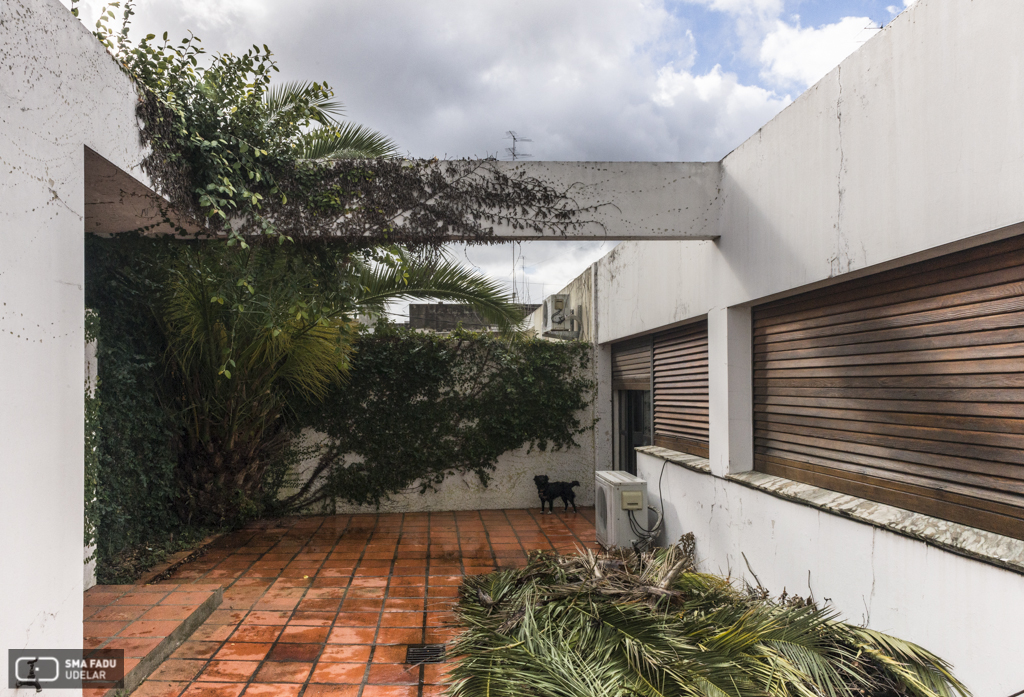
xmin=84 ymin=147 xmax=204 ymax=237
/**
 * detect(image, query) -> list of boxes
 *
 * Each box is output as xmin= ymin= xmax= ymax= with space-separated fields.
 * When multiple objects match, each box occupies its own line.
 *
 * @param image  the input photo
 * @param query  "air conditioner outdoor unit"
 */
xmin=542 ymin=294 xmax=581 ymax=340
xmin=595 ymin=470 xmax=648 ymax=550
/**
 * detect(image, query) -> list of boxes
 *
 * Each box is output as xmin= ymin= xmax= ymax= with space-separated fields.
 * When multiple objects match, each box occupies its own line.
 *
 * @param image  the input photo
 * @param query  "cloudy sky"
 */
xmin=72 ymin=0 xmax=916 ymax=313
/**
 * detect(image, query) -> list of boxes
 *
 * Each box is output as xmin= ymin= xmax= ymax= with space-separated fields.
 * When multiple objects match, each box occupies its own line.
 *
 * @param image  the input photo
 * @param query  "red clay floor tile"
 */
xmin=253 ymin=661 xmax=314 ymax=683
xmin=309 ymin=662 xmax=367 ymax=684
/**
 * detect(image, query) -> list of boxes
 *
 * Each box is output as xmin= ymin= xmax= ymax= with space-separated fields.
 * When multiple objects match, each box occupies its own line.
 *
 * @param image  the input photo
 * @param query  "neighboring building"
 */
xmin=409 ymin=302 xmax=539 ymax=333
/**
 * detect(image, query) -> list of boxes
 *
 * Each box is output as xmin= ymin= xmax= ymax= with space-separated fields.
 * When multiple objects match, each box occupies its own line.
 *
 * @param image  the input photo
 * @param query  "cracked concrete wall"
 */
xmin=595 ymin=1 xmax=1024 ymax=694
xmin=639 ymin=452 xmax=1024 ymax=696
xmin=487 ymin=161 xmax=722 ymax=241
xmin=0 ymin=0 xmax=147 ymax=691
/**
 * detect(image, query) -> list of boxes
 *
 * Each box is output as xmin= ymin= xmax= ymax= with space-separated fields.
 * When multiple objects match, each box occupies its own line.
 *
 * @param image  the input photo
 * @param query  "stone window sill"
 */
xmin=635 ymin=445 xmax=711 ymax=474
xmin=635 ymin=446 xmax=1024 ymax=576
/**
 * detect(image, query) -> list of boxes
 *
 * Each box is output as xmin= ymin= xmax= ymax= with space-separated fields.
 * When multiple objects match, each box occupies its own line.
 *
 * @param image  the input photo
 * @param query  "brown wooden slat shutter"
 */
xmin=753 ymin=234 xmax=1024 ymax=540
xmin=653 ymin=322 xmax=709 ymax=457
xmin=612 ymin=337 xmax=652 ymax=391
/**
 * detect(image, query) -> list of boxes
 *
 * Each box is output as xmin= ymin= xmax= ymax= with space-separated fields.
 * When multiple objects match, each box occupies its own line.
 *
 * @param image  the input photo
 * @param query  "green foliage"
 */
xmin=86 ymin=2 xmax=396 ymax=242
xmin=85 ymin=235 xmax=211 ymax=583
xmin=85 ymin=309 xmax=100 ymax=556
xmin=161 ymin=240 xmax=362 ymax=525
xmin=85 ymin=235 xmax=546 ymax=532
xmin=449 ymin=543 xmax=970 ymax=697
xmin=84 ymin=380 xmax=100 ymax=551
xmin=280 ymin=324 xmax=594 ymax=512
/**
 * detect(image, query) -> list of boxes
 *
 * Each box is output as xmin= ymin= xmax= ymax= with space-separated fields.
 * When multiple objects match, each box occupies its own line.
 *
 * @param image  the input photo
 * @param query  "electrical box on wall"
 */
xmin=621 ymin=490 xmax=643 ymax=510
xmin=543 ymin=294 xmax=569 ymax=332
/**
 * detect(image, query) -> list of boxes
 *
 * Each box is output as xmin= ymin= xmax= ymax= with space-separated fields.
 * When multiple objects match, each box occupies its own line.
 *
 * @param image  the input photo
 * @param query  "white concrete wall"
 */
xmin=593 ymin=1 xmax=1024 ymax=694
xmin=0 ymin=0 xmax=147 ymax=692
xmin=639 ymin=453 xmax=1024 ymax=697
xmin=487 ymin=161 xmax=722 ymax=241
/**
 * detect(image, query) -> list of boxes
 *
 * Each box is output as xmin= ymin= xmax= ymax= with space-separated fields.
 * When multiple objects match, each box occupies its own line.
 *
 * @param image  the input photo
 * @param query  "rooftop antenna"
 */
xmin=504 ymin=131 xmax=532 ymax=161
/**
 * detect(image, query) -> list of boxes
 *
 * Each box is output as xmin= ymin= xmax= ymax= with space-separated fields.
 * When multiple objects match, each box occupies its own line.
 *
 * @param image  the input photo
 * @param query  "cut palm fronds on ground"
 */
xmin=447 ymin=537 xmax=969 ymax=697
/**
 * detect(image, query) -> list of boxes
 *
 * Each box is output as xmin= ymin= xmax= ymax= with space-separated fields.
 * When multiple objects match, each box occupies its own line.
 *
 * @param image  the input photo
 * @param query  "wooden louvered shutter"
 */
xmin=753 ymin=234 xmax=1024 ymax=540
xmin=612 ymin=337 xmax=651 ymax=391
xmin=653 ymin=322 xmax=709 ymax=457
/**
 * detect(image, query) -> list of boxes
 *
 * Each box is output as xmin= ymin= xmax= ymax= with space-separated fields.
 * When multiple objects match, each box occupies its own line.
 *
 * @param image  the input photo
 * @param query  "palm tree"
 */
xmin=162 ymin=242 xmax=525 ymax=524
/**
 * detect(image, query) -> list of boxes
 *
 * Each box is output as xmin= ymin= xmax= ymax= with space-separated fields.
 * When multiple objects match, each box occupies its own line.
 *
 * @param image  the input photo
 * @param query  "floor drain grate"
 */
xmin=405 ymin=643 xmax=446 ymax=664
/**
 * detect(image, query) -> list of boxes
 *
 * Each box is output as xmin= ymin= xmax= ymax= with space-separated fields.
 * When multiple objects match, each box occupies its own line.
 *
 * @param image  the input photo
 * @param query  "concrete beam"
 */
xmin=487 ymin=161 xmax=722 ymax=241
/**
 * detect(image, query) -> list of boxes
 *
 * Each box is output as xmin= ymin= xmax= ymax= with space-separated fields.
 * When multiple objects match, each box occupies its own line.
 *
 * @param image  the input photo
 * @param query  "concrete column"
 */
xmin=708 ymin=305 xmax=753 ymax=477
xmin=593 ymin=343 xmax=614 ymax=471
xmin=591 ymin=262 xmax=614 ymax=472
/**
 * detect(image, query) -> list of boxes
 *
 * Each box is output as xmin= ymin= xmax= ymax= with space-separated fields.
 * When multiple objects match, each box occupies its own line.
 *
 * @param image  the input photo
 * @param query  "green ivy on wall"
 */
xmin=85 ymin=235 xmax=212 ymax=583
xmin=84 ymin=308 xmax=100 ymax=557
xmin=279 ymin=324 xmax=594 ymax=513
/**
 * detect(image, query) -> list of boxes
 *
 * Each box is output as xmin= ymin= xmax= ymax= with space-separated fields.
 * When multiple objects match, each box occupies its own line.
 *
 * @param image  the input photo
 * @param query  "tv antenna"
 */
xmin=504 ymin=131 xmax=532 ymax=161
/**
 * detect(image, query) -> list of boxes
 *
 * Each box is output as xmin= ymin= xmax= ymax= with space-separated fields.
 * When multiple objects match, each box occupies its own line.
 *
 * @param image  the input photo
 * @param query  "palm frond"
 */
xmin=263 ymin=80 xmax=344 ymax=126
xmin=355 ymin=250 xmax=527 ymax=338
xmin=445 ymin=545 xmax=971 ymax=697
xmin=297 ymin=124 xmax=399 ymax=160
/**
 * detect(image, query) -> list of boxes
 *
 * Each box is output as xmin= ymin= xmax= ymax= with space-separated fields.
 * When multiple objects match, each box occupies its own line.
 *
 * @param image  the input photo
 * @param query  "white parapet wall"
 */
xmin=0 ymin=0 xmax=148 ymax=691
xmin=638 ymin=451 xmax=1024 ymax=696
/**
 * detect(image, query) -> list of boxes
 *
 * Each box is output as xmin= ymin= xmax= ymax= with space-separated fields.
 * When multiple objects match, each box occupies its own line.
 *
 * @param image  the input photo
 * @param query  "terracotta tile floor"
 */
xmin=83 ymin=584 xmax=222 ymax=696
xmin=135 ymin=508 xmax=597 ymax=697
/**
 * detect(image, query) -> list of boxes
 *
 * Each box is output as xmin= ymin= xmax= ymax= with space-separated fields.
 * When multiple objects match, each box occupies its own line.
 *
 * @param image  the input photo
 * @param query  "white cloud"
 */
xmin=886 ymin=1 xmax=917 ymax=22
xmin=759 ymin=16 xmax=879 ymax=90
xmin=681 ymin=0 xmax=783 ymax=18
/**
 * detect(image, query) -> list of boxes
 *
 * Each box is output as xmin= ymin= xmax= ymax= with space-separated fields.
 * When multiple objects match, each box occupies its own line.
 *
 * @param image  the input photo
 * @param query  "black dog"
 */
xmin=534 ymin=475 xmax=580 ymax=514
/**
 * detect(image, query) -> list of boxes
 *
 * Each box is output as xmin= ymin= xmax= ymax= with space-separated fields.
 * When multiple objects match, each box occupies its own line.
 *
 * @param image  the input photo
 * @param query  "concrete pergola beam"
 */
xmin=87 ymin=154 xmax=723 ymax=242
xmin=486 ymin=161 xmax=722 ymax=241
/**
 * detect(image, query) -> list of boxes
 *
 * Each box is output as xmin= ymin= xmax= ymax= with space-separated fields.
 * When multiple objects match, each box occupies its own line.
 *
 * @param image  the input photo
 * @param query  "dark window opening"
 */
xmin=618 ymin=390 xmax=651 ymax=475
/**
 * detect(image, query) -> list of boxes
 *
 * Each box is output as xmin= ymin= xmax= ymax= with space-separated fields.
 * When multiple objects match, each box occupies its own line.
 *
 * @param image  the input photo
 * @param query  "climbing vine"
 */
xmin=85 ymin=235 xmax=216 ymax=583
xmin=84 ymin=310 xmax=100 ymax=556
xmin=280 ymin=324 xmax=594 ymax=512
